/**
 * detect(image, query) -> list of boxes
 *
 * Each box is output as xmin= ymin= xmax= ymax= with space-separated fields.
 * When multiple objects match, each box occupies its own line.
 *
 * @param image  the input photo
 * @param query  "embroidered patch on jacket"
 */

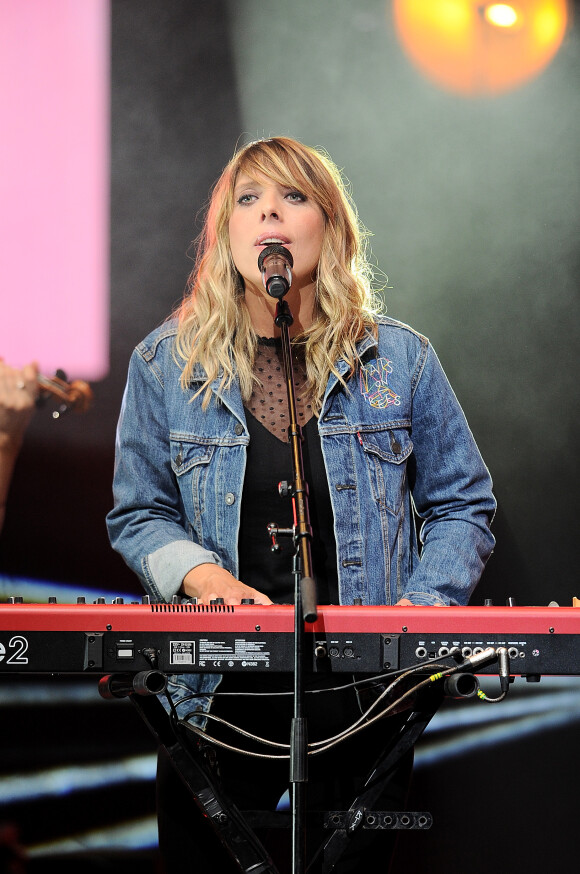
xmin=359 ymin=359 xmax=401 ymax=409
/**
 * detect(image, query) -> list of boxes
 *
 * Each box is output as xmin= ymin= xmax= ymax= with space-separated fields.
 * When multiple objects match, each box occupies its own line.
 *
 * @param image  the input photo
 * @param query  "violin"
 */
xmin=37 ymin=371 xmax=93 ymax=418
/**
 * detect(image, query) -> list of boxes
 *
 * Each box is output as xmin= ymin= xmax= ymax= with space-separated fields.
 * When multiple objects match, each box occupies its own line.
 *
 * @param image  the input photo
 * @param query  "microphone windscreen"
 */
xmin=258 ymin=243 xmax=294 ymax=271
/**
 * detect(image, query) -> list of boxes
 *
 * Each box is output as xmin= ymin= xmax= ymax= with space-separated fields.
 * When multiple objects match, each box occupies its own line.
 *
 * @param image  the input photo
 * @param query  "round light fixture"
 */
xmin=392 ymin=0 xmax=570 ymax=96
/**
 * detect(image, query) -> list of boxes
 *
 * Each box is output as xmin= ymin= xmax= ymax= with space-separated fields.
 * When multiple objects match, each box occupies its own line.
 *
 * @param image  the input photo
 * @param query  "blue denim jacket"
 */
xmin=107 ymin=316 xmax=495 ymax=718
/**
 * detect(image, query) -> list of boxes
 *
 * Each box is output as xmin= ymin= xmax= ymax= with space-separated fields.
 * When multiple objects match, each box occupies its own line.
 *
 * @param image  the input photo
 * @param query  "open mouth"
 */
xmin=255 ymin=236 xmax=291 ymax=248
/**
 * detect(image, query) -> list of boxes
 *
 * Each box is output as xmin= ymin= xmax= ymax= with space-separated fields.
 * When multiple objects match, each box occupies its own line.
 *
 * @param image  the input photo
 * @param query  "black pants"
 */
xmin=157 ymin=675 xmax=413 ymax=874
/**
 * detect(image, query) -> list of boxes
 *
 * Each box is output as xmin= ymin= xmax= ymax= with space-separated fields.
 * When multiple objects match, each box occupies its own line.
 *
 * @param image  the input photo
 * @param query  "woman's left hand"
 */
xmin=0 ymin=360 xmax=38 ymax=447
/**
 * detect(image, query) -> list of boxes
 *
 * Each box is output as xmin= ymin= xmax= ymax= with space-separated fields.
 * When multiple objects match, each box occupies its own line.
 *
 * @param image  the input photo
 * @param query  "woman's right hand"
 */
xmin=181 ymin=563 xmax=273 ymax=606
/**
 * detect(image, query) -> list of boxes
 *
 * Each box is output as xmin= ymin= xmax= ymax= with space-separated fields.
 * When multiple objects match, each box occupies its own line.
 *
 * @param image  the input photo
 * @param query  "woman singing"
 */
xmin=107 ymin=136 xmax=495 ymax=873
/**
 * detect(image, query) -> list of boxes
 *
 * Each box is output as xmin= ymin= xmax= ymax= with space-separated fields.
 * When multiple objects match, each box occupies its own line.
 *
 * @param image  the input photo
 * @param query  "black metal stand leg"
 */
xmin=129 ymin=692 xmax=281 ymax=874
xmin=313 ymin=685 xmax=444 ymax=874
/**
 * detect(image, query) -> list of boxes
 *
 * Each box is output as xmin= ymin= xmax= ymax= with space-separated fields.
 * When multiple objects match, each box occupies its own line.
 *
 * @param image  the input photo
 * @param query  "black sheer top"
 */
xmin=238 ymin=338 xmax=339 ymax=604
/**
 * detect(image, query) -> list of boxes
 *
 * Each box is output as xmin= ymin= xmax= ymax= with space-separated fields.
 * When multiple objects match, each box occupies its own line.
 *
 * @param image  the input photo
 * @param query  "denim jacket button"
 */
xmin=234 ymin=423 xmax=244 ymax=436
xmin=225 ymin=493 xmax=236 ymax=505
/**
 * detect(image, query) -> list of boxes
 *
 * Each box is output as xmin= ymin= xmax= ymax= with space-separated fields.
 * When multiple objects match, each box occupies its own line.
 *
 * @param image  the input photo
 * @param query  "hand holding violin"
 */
xmin=0 ymin=360 xmax=39 ymax=451
xmin=0 ymin=360 xmax=93 ymax=532
xmin=0 ymin=360 xmax=39 ymax=531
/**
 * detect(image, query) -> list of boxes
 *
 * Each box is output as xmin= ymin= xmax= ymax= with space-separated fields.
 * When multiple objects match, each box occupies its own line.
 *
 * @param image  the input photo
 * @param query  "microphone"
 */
xmin=257 ymin=244 xmax=293 ymax=299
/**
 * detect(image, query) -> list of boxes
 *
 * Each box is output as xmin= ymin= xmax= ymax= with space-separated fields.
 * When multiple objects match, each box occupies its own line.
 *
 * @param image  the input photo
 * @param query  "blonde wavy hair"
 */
xmin=174 ymin=136 xmax=383 ymax=411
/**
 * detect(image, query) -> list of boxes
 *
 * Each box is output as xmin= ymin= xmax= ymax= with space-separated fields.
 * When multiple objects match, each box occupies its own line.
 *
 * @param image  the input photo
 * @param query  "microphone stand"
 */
xmin=274 ymin=296 xmax=318 ymax=874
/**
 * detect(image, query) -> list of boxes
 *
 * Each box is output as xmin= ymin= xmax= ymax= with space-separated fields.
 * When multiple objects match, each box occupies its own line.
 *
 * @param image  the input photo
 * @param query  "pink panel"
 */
xmin=0 ymin=0 xmax=109 ymax=380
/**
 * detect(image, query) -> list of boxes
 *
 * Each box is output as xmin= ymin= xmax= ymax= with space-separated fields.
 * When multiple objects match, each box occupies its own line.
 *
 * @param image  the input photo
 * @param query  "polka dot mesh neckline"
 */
xmin=246 ymin=337 xmax=314 ymax=440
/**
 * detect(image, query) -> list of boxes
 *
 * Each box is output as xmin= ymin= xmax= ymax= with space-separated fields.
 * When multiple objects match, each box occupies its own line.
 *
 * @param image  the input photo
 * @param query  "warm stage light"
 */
xmin=485 ymin=5 xmax=520 ymax=28
xmin=391 ymin=0 xmax=570 ymax=96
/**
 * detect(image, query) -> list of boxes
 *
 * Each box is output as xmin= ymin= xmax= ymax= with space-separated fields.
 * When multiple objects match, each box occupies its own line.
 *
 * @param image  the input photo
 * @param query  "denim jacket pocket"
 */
xmin=170 ymin=438 xmax=214 ymax=475
xmin=169 ymin=438 xmax=215 ymax=527
xmin=358 ymin=427 xmax=413 ymax=515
